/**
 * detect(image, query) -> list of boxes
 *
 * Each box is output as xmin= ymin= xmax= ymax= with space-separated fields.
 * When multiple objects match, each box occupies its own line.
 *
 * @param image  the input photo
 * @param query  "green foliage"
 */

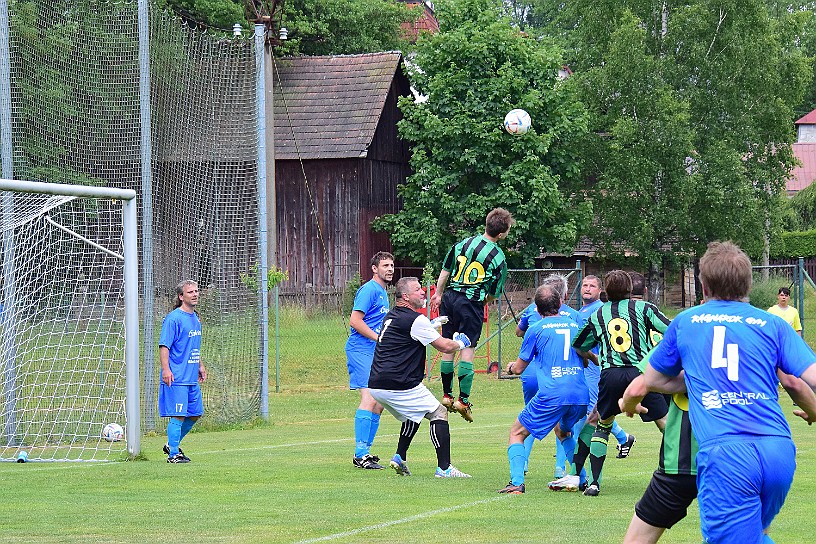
xmin=375 ymin=0 xmax=592 ymax=267
xmin=771 ymin=229 xmax=816 ymax=258
xmin=239 ymin=264 xmax=289 ymax=291
xmin=545 ymin=1 xmax=812 ymax=270
xmin=342 ymin=272 xmax=362 ymax=315
xmin=421 ymin=262 xmax=436 ymax=286
xmin=790 ymin=181 xmax=816 ymax=230
xmin=9 ymin=1 xmax=137 ymax=187
xmin=156 ymin=0 xmax=245 ymax=30
xmin=749 ymin=272 xmax=794 ymax=310
xmin=160 ymin=0 xmax=419 ymax=53
xmin=278 ymin=0 xmax=420 ymax=56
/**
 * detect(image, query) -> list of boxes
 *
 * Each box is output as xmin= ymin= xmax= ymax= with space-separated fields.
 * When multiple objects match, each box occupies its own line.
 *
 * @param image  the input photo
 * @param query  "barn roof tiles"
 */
xmin=273 ymin=52 xmax=403 ymax=160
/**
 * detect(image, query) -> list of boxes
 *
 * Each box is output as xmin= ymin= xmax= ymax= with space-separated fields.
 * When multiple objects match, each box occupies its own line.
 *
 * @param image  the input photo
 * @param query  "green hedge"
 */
xmin=771 ymin=230 xmax=816 ymax=259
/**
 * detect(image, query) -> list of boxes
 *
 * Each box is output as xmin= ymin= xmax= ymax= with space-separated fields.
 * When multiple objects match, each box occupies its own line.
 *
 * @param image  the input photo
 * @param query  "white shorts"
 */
xmin=370 ymin=383 xmax=440 ymax=424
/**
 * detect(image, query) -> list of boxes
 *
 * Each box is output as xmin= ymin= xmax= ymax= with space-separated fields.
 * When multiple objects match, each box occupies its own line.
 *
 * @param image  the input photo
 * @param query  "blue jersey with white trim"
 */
xmin=518 ymin=302 xmax=578 ymax=332
xmin=519 ymin=314 xmax=588 ymax=405
xmin=577 ymin=299 xmax=603 ymax=384
xmin=346 ymin=279 xmax=389 ymax=352
xmin=159 ymin=308 xmax=202 ymax=385
xmin=648 ymin=300 xmax=816 ymax=446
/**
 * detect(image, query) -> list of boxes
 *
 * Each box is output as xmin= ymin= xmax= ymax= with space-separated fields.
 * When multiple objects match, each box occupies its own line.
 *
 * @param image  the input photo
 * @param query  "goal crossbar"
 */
xmin=0 ymin=178 xmax=141 ymax=458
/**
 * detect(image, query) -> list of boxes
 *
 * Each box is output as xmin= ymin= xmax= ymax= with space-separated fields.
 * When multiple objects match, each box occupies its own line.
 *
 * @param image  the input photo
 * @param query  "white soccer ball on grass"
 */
xmin=102 ymin=422 xmax=124 ymax=442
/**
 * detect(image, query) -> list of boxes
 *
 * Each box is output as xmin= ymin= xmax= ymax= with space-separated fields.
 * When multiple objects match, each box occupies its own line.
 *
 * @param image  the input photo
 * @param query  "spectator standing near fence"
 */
xmin=767 ymin=286 xmax=802 ymax=337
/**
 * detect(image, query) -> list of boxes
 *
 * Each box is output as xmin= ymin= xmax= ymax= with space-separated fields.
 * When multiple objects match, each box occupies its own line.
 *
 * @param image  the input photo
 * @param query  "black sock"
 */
xmin=430 ymin=419 xmax=451 ymax=470
xmin=396 ymin=419 xmax=420 ymax=460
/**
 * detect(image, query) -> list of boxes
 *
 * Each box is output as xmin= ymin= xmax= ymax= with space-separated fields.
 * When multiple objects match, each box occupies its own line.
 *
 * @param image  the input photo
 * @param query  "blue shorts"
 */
xmin=517 ymin=397 xmax=586 ymax=441
xmin=159 ymin=383 xmax=204 ymax=418
xmin=520 ymin=370 xmax=537 ymax=405
xmin=346 ymin=347 xmax=374 ymax=390
xmin=697 ymin=437 xmax=795 ymax=543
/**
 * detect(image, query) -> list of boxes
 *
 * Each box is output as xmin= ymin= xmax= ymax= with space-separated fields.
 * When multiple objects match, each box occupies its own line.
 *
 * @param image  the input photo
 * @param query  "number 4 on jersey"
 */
xmin=711 ymin=325 xmax=739 ymax=381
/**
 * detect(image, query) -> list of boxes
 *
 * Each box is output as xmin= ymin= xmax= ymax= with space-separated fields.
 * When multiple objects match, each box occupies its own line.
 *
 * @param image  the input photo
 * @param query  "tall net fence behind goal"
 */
xmin=0 ymin=185 xmax=138 ymax=461
xmin=2 ymin=0 xmax=263 ymax=456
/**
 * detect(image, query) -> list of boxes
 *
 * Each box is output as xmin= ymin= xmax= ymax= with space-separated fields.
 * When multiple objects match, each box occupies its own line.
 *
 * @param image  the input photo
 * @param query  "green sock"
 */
xmin=457 ymin=361 xmax=474 ymax=403
xmin=589 ymin=421 xmax=612 ymax=486
xmin=440 ymin=360 xmax=455 ymax=396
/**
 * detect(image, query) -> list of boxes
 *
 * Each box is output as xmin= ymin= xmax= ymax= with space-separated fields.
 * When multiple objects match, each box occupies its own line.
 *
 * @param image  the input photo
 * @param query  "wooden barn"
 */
xmin=272 ymin=52 xmax=412 ymax=293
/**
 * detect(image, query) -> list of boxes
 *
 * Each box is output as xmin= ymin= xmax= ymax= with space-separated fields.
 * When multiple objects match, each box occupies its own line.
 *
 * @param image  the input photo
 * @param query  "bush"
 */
xmin=771 ymin=230 xmax=816 ymax=258
xmin=342 ymin=273 xmax=362 ymax=316
xmin=749 ymin=273 xmax=792 ymax=310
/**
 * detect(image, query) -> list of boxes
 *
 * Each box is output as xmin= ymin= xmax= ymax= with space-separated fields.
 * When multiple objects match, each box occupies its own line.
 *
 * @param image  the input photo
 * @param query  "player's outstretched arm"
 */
xmin=619 ymin=375 xmax=649 ymax=418
xmin=431 ymin=331 xmax=470 ymax=354
xmin=642 ymin=364 xmax=686 ymax=394
xmin=779 ymin=368 xmax=816 ymax=425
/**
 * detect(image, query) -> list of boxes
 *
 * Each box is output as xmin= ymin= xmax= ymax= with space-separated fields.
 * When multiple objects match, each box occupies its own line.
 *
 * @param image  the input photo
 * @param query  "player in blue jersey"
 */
xmin=345 ymin=252 xmax=394 ymax=469
xmin=513 ymin=274 xmax=583 ymax=476
xmin=639 ymin=241 xmax=816 ymax=543
xmin=159 ymin=280 xmax=207 ymax=463
xmin=499 ymin=283 xmax=589 ymax=494
xmin=565 ymin=275 xmax=633 ymax=483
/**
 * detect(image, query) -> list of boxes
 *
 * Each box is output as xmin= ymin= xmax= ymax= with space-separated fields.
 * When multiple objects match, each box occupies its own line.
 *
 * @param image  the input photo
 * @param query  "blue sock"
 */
xmin=762 ymin=535 xmax=775 ymax=543
xmin=612 ymin=420 xmax=627 ymax=445
xmin=354 ymin=409 xmax=373 ymax=458
xmin=554 ymin=436 xmax=567 ymax=473
xmin=180 ymin=417 xmax=196 ymax=442
xmin=366 ymin=413 xmax=380 ymax=451
xmin=167 ymin=418 xmax=182 ymax=456
xmin=522 ymin=433 xmax=535 ymax=472
xmin=559 ymin=433 xmax=576 ymax=467
xmin=508 ymin=443 xmax=527 ymax=486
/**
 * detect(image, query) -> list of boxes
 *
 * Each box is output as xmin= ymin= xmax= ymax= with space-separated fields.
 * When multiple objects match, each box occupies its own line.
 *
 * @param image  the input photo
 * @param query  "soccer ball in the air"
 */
xmin=503 ymin=109 xmax=532 ymax=135
xmin=102 ymin=423 xmax=124 ymax=442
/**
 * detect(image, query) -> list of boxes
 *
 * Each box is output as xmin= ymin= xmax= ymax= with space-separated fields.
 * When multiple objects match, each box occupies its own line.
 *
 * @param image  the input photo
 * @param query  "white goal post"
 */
xmin=0 ymin=179 xmax=140 ymax=460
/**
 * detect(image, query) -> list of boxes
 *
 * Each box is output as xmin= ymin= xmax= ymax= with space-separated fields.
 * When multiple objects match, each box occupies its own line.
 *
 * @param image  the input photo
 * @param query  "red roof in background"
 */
xmin=789 ymin=143 xmax=816 ymax=195
xmin=796 ymin=110 xmax=816 ymax=125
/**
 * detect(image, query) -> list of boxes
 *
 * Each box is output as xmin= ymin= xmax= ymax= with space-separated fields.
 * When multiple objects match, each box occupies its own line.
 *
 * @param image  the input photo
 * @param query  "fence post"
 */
xmin=799 ymin=257 xmax=805 ymax=335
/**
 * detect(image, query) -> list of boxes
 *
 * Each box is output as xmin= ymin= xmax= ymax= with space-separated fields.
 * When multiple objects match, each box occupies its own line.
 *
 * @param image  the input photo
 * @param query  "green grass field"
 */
xmin=3 ymin=289 xmax=816 ymax=543
xmin=1 ymin=375 xmax=815 ymax=543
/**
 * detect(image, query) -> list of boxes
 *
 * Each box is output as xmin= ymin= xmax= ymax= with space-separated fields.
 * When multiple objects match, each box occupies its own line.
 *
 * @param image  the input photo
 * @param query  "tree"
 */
xmin=277 ymin=0 xmax=419 ymax=56
xmin=374 ymin=0 xmax=591 ymax=268
xmin=544 ymin=1 xmax=812 ymax=301
xmin=159 ymin=0 xmax=419 ymax=56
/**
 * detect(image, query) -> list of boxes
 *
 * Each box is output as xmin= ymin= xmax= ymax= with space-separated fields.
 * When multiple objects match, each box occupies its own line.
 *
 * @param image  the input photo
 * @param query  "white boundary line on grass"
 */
xmin=294 ymin=496 xmax=506 ymax=543
xmin=0 ymin=423 xmax=509 ymax=471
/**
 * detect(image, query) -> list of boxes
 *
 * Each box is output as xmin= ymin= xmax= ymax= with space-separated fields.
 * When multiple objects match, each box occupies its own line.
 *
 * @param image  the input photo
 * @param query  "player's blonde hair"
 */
xmin=699 ymin=241 xmax=751 ymax=302
xmin=174 ymin=280 xmax=198 ymax=309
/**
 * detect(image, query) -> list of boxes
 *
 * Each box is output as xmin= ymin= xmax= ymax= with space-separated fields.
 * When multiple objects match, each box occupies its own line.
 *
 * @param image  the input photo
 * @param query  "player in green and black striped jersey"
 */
xmin=429 ymin=208 xmax=514 ymax=422
xmin=619 ymin=349 xmax=698 ymax=543
xmin=569 ymin=270 xmax=672 ymax=496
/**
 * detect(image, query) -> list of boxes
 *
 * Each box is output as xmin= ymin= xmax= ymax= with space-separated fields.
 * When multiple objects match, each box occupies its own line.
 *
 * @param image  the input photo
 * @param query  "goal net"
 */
xmin=0 ymin=180 xmax=139 ymax=461
xmin=2 ymin=0 xmax=265 ymax=443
